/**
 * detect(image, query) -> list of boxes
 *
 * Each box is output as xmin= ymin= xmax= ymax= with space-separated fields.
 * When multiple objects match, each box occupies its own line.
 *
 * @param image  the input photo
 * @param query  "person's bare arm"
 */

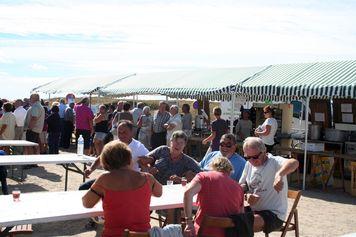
xmin=0 ymin=124 xmax=7 ymax=136
xmin=82 ymin=176 xmax=104 ymax=208
xmin=202 ymin=131 xmax=216 ymax=145
xmin=84 ymin=156 xmax=102 ymax=178
xmin=274 ymin=158 xmax=299 ymax=192
xmin=148 ymin=173 xmax=162 ymax=197
xmin=183 ymin=180 xmax=201 ymax=237
xmin=255 ymin=124 xmax=271 ymax=136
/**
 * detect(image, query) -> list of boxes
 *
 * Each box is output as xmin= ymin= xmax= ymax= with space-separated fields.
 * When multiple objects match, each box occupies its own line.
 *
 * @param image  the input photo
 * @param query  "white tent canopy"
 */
xmin=32 ymin=74 xmax=135 ymax=95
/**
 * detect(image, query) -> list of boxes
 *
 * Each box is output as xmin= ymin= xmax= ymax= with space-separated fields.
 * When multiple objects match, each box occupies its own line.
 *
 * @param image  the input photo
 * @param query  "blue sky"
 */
xmin=1 ymin=0 xmax=356 ymax=99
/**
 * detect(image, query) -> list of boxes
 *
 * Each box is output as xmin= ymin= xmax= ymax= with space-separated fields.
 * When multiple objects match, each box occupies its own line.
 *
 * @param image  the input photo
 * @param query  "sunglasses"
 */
xmin=244 ymin=152 xmax=262 ymax=160
xmin=219 ymin=142 xmax=233 ymax=148
xmin=263 ymin=111 xmax=270 ymax=114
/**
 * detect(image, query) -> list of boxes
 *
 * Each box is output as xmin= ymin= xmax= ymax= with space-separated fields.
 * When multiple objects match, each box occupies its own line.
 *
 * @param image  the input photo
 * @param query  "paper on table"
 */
xmin=341 ymin=104 xmax=352 ymax=113
xmin=314 ymin=112 xmax=325 ymax=122
xmin=342 ymin=113 xmax=354 ymax=123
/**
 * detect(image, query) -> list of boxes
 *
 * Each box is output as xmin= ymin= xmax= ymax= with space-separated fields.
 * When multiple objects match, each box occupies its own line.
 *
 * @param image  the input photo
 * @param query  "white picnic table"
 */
xmin=0 ymin=185 xmax=189 ymax=228
xmin=0 ymin=140 xmax=38 ymax=147
xmin=0 ymin=154 xmax=97 ymax=191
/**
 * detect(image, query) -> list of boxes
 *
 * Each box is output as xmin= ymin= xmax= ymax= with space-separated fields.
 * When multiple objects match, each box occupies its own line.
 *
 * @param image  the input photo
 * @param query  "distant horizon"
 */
xmin=1 ymin=0 xmax=356 ymax=100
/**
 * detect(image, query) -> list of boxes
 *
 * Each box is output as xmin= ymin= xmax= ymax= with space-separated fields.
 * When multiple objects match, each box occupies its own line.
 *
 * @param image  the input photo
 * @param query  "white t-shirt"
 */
xmin=128 ymin=138 xmax=149 ymax=171
xmin=13 ymin=106 xmax=27 ymax=127
xmin=239 ymin=154 xmax=288 ymax=221
xmin=260 ymin=118 xmax=278 ymax=145
xmin=166 ymin=114 xmax=182 ymax=140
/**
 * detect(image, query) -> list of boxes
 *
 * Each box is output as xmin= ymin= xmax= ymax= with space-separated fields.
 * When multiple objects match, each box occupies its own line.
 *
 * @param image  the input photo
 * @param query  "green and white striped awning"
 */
xmin=32 ymin=74 xmax=134 ymax=95
xmin=238 ymin=60 xmax=356 ymax=101
xmin=101 ymin=67 xmax=266 ymax=100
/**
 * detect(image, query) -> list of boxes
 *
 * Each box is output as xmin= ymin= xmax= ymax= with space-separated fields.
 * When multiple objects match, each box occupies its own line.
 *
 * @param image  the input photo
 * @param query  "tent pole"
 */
xmin=299 ymin=100 xmax=304 ymax=132
xmin=302 ymin=96 xmax=310 ymax=190
xmin=230 ymin=94 xmax=236 ymax=134
xmin=89 ymin=94 xmax=92 ymax=108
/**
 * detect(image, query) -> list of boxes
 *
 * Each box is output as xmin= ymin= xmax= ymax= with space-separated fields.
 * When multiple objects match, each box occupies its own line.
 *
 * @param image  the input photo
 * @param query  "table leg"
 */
xmin=83 ymin=164 xmax=86 ymax=183
xmin=64 ymin=164 xmax=69 ymax=191
xmin=338 ymin=157 xmax=345 ymax=191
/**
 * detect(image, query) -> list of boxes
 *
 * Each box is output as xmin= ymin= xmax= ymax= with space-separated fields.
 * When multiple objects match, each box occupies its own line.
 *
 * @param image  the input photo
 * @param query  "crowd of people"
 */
xmin=0 ymin=94 xmax=297 ymax=237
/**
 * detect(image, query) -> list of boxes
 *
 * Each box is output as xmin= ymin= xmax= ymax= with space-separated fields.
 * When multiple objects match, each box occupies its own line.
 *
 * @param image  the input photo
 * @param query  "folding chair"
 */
xmin=122 ymin=229 xmax=150 ymax=237
xmin=197 ymin=216 xmax=235 ymax=237
xmin=1 ymin=224 xmax=33 ymax=237
xmin=265 ymin=190 xmax=302 ymax=237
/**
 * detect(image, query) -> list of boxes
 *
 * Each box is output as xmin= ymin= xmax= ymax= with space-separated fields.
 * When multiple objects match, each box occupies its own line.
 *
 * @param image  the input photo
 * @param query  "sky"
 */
xmin=1 ymin=0 xmax=356 ymax=100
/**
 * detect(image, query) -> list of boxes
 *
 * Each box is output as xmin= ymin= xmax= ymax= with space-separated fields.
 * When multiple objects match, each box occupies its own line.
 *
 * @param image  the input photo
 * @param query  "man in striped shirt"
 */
xmin=151 ymin=101 xmax=170 ymax=149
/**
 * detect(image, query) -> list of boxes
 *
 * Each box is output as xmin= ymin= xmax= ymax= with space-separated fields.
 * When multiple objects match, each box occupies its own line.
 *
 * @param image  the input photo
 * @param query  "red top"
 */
xmin=74 ymin=104 xmax=94 ymax=130
xmin=193 ymin=171 xmax=244 ymax=237
xmin=100 ymin=176 xmax=152 ymax=237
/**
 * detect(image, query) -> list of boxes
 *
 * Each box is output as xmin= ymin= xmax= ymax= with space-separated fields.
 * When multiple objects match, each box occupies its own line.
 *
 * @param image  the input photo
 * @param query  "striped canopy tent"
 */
xmin=228 ymin=59 xmax=356 ymax=190
xmin=101 ymin=67 xmax=266 ymax=100
xmin=32 ymin=74 xmax=135 ymax=95
xmin=236 ymin=60 xmax=356 ymax=101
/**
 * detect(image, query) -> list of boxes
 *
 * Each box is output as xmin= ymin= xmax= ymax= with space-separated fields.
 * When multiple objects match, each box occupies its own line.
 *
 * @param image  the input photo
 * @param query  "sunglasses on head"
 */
xmin=245 ymin=152 xmax=262 ymax=160
xmin=219 ymin=142 xmax=233 ymax=148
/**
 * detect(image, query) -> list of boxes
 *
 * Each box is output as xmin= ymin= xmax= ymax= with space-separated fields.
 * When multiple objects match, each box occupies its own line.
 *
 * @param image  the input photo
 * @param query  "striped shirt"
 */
xmin=148 ymin=146 xmax=201 ymax=184
xmin=152 ymin=111 xmax=170 ymax=133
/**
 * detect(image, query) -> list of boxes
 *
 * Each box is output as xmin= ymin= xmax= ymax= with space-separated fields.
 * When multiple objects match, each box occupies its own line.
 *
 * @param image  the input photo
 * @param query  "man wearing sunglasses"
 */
xmin=239 ymin=137 xmax=299 ymax=235
xmin=199 ymin=133 xmax=246 ymax=181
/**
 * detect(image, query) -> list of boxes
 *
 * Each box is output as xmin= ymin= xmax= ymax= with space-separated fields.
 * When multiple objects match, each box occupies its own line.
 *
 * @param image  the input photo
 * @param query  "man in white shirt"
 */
xmin=239 ymin=137 xmax=299 ymax=235
xmin=164 ymin=105 xmax=182 ymax=146
xmin=13 ymin=99 xmax=27 ymax=140
xmin=79 ymin=120 xmax=148 ymax=190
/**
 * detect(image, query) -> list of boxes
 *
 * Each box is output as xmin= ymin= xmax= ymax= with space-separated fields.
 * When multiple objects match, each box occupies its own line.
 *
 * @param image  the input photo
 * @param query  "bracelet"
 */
xmin=185 ymin=217 xmax=193 ymax=221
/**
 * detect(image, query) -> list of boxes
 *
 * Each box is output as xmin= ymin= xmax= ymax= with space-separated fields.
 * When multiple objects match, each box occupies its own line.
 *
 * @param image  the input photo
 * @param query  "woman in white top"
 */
xmin=137 ymin=106 xmax=153 ymax=150
xmin=254 ymin=105 xmax=278 ymax=153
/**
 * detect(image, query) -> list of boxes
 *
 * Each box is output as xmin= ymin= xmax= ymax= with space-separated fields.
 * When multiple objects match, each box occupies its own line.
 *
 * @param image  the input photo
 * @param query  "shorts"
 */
xmin=255 ymin=210 xmax=284 ymax=234
xmin=94 ymin=132 xmax=107 ymax=141
xmin=26 ymin=130 xmax=40 ymax=143
xmin=75 ymin=129 xmax=91 ymax=149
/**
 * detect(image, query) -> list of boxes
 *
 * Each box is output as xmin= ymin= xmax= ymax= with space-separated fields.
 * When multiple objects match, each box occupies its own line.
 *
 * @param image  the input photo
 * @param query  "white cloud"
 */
xmin=30 ymin=63 xmax=48 ymax=71
xmin=0 ymin=1 xmax=355 ymax=79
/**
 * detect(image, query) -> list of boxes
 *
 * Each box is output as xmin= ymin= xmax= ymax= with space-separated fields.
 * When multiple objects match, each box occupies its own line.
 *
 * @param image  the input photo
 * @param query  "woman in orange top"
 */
xmin=82 ymin=140 xmax=162 ymax=237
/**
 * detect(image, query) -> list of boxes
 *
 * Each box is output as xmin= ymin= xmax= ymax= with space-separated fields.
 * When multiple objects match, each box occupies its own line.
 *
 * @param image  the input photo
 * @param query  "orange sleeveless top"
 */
xmin=100 ymin=175 xmax=152 ymax=237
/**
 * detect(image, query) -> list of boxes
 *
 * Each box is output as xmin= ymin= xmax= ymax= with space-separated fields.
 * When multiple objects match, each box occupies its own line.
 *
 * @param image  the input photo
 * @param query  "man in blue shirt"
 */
xmin=200 ymin=133 xmax=246 ymax=181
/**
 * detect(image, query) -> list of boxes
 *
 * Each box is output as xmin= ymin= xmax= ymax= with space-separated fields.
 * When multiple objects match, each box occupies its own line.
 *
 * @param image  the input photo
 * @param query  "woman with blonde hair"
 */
xmin=82 ymin=140 xmax=162 ymax=237
xmin=183 ymin=157 xmax=244 ymax=237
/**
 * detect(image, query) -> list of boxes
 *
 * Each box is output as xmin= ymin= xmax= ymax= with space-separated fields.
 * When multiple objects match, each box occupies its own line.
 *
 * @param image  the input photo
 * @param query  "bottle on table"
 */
xmin=77 ymin=135 xmax=84 ymax=156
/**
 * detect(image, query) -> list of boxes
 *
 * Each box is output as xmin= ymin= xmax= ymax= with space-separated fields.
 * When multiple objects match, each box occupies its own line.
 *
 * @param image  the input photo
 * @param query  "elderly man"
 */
xmin=24 ymin=93 xmax=45 ymax=155
xmin=80 ymin=120 xmax=149 ymax=190
xmin=139 ymin=130 xmax=201 ymax=185
xmin=164 ymin=105 xmax=182 ymax=146
xmin=199 ymin=133 xmax=246 ymax=181
xmin=239 ymin=137 xmax=299 ymax=234
xmin=151 ymin=101 xmax=170 ymax=149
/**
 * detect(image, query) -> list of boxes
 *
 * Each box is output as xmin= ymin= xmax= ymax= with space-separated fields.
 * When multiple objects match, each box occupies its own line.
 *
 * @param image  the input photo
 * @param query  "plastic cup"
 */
xmin=12 ymin=189 xmax=21 ymax=202
xmin=167 ymin=180 xmax=174 ymax=185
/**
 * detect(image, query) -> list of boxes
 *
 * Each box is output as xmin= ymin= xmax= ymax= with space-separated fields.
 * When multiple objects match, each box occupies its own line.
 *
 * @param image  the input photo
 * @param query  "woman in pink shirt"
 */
xmin=184 ymin=157 xmax=244 ymax=237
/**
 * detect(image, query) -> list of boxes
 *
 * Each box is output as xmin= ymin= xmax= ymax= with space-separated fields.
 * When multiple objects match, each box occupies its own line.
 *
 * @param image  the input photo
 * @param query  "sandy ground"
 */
xmin=4 ymin=149 xmax=356 ymax=237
